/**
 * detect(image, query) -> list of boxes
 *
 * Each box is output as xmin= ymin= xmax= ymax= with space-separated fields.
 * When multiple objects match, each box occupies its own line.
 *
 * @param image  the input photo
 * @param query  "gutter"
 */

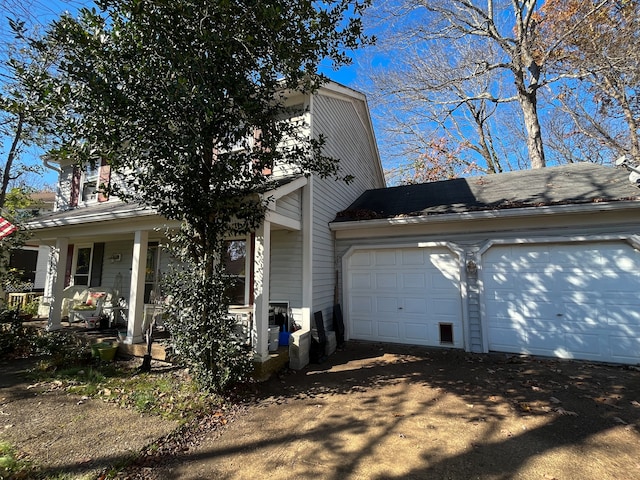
xmin=41 ymin=154 xmax=61 ymax=174
xmin=329 ymin=199 xmax=640 ymax=231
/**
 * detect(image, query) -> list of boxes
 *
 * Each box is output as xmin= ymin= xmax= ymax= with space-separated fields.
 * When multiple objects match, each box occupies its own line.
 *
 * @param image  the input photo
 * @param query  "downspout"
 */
xmin=41 ymin=155 xmax=62 ymax=212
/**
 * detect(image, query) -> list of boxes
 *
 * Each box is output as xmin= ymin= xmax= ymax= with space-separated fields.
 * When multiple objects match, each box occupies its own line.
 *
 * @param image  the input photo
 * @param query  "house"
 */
xmin=5 ymin=191 xmax=55 ymax=310
xmin=331 ymin=162 xmax=640 ymax=365
xmin=25 ymin=81 xmax=385 ymax=365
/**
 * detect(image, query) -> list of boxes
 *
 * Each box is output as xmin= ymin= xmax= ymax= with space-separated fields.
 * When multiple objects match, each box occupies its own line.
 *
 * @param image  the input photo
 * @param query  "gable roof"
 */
xmin=334 ymin=163 xmax=640 ymax=222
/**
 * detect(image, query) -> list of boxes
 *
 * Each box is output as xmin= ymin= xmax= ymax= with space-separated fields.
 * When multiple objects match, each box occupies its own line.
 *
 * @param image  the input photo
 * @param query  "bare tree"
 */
xmin=370 ymin=39 xmax=511 ymax=181
xmin=538 ymin=0 xmax=640 ymax=163
xmin=368 ymin=0 xmax=615 ymax=175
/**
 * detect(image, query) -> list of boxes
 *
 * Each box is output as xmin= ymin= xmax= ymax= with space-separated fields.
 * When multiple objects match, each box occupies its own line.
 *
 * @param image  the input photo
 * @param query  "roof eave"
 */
xmin=25 ymin=205 xmax=159 ymax=230
xmin=329 ymin=199 xmax=640 ymax=231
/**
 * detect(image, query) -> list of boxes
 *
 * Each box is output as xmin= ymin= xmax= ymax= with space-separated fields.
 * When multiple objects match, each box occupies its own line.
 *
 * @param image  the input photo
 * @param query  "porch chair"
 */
xmin=64 ymin=287 xmax=114 ymax=325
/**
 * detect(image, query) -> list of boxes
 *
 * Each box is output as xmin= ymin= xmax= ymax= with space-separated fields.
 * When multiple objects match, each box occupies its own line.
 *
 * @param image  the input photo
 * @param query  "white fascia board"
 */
xmin=329 ymin=200 xmax=640 ymax=232
xmin=26 ymin=206 xmax=161 ymax=230
xmin=262 ymin=176 xmax=308 ymax=205
xmin=265 ymin=210 xmax=301 ymax=231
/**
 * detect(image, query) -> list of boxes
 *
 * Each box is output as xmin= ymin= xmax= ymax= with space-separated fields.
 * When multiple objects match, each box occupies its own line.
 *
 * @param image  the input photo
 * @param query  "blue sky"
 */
xmin=2 ymin=0 xmax=370 ymax=187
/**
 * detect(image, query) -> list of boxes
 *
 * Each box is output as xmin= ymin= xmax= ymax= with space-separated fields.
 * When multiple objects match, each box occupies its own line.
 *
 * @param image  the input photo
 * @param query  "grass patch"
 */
xmin=29 ymin=360 xmax=222 ymax=422
xmin=0 ymin=440 xmax=36 ymax=479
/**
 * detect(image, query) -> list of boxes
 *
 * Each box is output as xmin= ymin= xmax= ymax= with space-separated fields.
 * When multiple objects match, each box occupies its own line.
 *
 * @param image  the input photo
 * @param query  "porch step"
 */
xmin=252 ymin=346 xmax=289 ymax=381
xmin=117 ymin=342 xmax=168 ymax=362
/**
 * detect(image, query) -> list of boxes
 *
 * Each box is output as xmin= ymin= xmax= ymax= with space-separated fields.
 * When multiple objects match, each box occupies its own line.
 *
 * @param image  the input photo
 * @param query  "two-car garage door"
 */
xmin=484 ymin=242 xmax=640 ymax=364
xmin=346 ymin=246 xmax=463 ymax=348
xmin=345 ymin=241 xmax=640 ymax=365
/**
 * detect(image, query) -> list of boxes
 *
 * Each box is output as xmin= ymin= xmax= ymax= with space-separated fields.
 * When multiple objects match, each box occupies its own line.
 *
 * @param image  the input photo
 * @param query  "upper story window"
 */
xmin=70 ymin=160 xmax=111 ymax=208
xmin=82 ymin=163 xmax=100 ymax=202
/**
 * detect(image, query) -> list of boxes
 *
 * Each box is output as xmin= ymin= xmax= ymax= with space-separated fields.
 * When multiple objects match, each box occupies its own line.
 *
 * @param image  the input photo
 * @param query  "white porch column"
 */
xmin=253 ymin=219 xmax=271 ymax=362
xmin=125 ymin=229 xmax=149 ymax=344
xmin=301 ymin=178 xmax=313 ymax=330
xmin=46 ymin=237 xmax=69 ymax=331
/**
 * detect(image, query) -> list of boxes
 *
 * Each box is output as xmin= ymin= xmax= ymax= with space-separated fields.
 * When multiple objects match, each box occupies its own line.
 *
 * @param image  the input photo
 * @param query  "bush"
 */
xmin=163 ymin=260 xmax=253 ymax=393
xmin=0 ymin=317 xmax=91 ymax=366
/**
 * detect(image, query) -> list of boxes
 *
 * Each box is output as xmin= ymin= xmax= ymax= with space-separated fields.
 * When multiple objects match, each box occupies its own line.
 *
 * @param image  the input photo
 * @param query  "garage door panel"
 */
xmin=565 ymin=334 xmax=602 ymax=356
xmin=605 ymin=307 xmax=640 ymax=326
xmin=376 ymin=296 xmax=398 ymax=313
xmin=432 ymin=297 xmax=462 ymax=316
xmin=351 ymin=317 xmax=373 ymax=337
xmin=521 ymin=301 xmax=562 ymax=319
xmin=350 ymin=251 xmax=372 ymax=266
xmin=375 ymin=250 xmax=397 ymax=266
xmin=351 ymin=273 xmax=371 ymax=289
xmin=350 ymin=295 xmax=372 ymax=313
xmin=375 ymin=272 xmax=397 ymax=289
xmin=401 ymin=250 xmax=426 ymax=266
xmin=610 ymin=335 xmax=640 ymax=362
xmin=402 ymin=273 xmax=426 ymax=289
xmin=348 ymin=247 xmax=462 ymax=348
xmin=403 ymin=297 xmax=428 ymax=314
xmin=488 ymin=326 xmax=526 ymax=350
xmin=404 ymin=322 xmax=429 ymax=342
xmin=378 ymin=321 xmax=400 ymax=340
xmin=486 ymin=242 xmax=640 ymax=364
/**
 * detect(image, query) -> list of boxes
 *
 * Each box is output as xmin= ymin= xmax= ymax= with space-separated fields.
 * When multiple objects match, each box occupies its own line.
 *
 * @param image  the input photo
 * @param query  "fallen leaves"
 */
xmin=554 ymin=407 xmax=578 ymax=416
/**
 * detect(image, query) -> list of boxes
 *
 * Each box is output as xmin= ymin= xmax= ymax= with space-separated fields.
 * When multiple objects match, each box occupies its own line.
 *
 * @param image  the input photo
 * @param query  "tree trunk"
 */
xmin=0 ymin=113 xmax=24 ymax=209
xmin=513 ymin=67 xmax=546 ymax=169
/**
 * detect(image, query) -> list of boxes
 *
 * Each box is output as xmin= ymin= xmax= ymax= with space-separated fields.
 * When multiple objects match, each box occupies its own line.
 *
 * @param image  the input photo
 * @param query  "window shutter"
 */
xmin=253 ymin=129 xmax=272 ymax=176
xmin=97 ymin=159 xmax=111 ymax=203
xmin=89 ymin=243 xmax=105 ymax=287
xmin=70 ymin=166 xmax=81 ymax=207
xmin=64 ymin=244 xmax=74 ymax=287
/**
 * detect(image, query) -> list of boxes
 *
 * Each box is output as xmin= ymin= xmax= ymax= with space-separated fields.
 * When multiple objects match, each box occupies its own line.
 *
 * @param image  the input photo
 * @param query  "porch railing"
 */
xmin=7 ymin=292 xmax=42 ymax=311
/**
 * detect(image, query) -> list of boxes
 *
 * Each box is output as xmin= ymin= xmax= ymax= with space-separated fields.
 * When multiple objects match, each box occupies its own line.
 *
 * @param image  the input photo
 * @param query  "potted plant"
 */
xmin=19 ymin=299 xmax=39 ymax=321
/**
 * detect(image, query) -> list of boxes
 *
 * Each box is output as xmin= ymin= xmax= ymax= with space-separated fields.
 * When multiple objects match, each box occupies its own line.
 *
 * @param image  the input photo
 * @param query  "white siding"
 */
xmin=275 ymin=190 xmax=301 ymax=222
xmin=101 ymin=241 xmax=135 ymax=301
xmin=310 ymin=92 xmax=384 ymax=327
xmin=56 ymin=165 xmax=74 ymax=211
xmin=270 ymin=230 xmax=303 ymax=308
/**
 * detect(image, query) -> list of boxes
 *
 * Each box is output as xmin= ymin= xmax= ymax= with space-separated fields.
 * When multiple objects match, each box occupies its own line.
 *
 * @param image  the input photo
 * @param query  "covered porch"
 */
xmin=26 ymin=177 xmax=314 ymax=365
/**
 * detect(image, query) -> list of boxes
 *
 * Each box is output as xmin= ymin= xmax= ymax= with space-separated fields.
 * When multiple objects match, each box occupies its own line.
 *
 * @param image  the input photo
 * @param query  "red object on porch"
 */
xmin=0 ymin=216 xmax=17 ymax=239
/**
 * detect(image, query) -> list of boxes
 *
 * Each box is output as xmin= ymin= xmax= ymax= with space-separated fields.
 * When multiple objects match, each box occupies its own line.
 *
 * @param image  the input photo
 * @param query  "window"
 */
xmin=224 ymin=239 xmax=247 ymax=305
xmin=144 ymin=242 xmax=161 ymax=303
xmin=81 ymin=163 xmax=99 ymax=202
xmin=72 ymin=246 xmax=93 ymax=286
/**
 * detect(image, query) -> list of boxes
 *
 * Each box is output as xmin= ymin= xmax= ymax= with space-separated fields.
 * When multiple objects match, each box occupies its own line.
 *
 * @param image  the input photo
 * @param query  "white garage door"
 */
xmin=484 ymin=242 xmax=640 ymax=364
xmin=346 ymin=247 xmax=463 ymax=348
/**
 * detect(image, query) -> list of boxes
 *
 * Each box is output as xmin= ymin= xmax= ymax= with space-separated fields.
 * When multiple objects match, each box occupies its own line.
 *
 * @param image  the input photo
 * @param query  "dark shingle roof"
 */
xmin=334 ymin=163 xmax=640 ymax=222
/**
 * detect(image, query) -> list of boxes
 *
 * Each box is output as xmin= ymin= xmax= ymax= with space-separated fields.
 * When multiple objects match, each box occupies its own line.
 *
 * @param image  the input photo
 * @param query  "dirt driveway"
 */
xmin=130 ymin=342 xmax=640 ymax=480
xmin=3 ymin=341 xmax=640 ymax=479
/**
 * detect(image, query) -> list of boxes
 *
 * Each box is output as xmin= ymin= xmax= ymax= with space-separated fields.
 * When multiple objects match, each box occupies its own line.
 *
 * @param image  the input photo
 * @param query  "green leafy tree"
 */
xmin=30 ymin=0 xmax=370 ymax=390
xmin=0 ymin=19 xmax=53 ymax=210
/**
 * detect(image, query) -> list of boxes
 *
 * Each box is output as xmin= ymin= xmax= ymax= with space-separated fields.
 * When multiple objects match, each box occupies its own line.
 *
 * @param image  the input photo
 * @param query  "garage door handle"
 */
xmin=398 ymin=307 xmax=403 ymax=310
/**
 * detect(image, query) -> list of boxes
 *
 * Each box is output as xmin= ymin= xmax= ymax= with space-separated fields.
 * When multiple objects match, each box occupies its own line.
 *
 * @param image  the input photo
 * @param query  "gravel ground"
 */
xmin=3 ymin=343 xmax=640 ymax=480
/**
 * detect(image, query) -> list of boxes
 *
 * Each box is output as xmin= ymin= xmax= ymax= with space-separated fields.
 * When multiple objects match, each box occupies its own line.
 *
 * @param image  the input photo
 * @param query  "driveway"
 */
xmin=136 ymin=341 xmax=640 ymax=480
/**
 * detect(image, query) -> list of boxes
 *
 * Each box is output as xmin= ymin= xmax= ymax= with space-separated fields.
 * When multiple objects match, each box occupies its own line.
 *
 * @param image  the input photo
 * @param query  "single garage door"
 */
xmin=484 ymin=242 xmax=640 ymax=364
xmin=346 ymin=246 xmax=463 ymax=348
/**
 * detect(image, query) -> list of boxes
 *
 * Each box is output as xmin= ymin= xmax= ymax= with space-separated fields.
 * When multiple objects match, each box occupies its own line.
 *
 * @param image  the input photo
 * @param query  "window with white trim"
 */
xmin=81 ymin=163 xmax=99 ymax=203
xmin=72 ymin=245 xmax=93 ymax=286
xmin=224 ymin=239 xmax=249 ymax=305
